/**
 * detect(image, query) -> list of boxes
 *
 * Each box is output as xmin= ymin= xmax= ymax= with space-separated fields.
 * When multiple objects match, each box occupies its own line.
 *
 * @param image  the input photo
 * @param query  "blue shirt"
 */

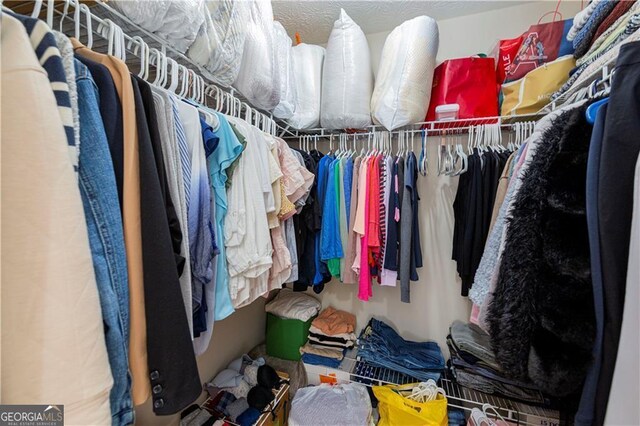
xmin=314 ymin=155 xmax=333 ymax=285
xmin=208 ymin=113 xmax=243 ymax=321
xmin=320 ymin=158 xmax=343 ymax=261
xmin=200 ymin=118 xmax=219 ymax=255
xmin=200 ymin=117 xmax=220 ymax=158
xmin=343 ymin=157 xmax=354 ymax=228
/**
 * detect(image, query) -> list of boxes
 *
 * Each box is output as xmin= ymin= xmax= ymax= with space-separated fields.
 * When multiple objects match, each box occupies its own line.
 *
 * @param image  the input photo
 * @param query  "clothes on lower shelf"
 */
xmin=357 ymin=318 xmax=445 ymax=382
xmin=299 ymin=307 xmax=355 ymax=367
xmin=447 ymin=321 xmax=547 ymax=405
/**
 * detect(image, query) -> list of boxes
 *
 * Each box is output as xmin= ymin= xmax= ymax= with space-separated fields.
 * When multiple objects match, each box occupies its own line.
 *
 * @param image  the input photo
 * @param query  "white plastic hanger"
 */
xmin=46 ymin=0 xmax=54 ymax=28
xmin=80 ymin=4 xmax=93 ymax=48
xmin=31 ymin=0 xmax=43 ymax=18
xmin=59 ymin=0 xmax=70 ymax=32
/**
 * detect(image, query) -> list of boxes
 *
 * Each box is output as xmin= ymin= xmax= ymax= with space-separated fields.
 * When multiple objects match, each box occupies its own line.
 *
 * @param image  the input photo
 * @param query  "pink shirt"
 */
xmin=358 ymin=157 xmax=373 ymax=301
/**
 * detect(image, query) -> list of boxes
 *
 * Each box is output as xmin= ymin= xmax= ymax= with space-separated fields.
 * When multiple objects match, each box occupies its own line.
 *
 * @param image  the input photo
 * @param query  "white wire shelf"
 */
xmin=318 ymin=348 xmax=563 ymax=426
xmin=280 ymin=113 xmax=543 ymax=139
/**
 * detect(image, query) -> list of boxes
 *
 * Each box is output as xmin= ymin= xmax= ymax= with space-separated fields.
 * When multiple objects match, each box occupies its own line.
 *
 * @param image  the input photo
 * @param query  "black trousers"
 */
xmin=595 ymin=40 xmax=640 ymax=425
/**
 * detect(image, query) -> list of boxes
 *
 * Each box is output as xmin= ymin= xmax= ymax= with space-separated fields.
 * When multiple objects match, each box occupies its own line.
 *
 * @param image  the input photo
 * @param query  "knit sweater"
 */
xmin=573 ymin=0 xmax=620 ymax=58
xmin=568 ymin=0 xmax=605 ymax=41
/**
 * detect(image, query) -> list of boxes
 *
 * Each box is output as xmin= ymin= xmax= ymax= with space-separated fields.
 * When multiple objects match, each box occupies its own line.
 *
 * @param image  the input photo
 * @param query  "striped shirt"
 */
xmin=378 ymin=155 xmax=387 ymax=275
xmin=10 ymin=12 xmax=77 ymax=173
xmin=171 ymin=96 xmax=192 ymax=208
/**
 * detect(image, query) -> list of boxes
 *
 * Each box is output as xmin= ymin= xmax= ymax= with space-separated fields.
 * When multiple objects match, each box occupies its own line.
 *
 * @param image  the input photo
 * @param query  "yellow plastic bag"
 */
xmin=373 ymin=383 xmax=448 ymax=426
xmin=501 ymin=54 xmax=575 ymax=116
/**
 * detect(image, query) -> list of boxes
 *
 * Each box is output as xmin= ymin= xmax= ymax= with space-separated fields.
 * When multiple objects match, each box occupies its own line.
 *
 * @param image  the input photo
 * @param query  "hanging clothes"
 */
xmin=593 ymin=40 xmax=640 ymax=425
xmin=76 ymin=58 xmax=133 ymax=424
xmin=208 ymin=113 xmax=243 ymax=321
xmin=2 ymin=13 xmax=113 ymax=424
xmin=72 ymin=36 xmax=150 ymax=406
xmin=132 ymin=76 xmax=202 ymax=414
xmin=486 ymin=103 xmax=595 ymax=396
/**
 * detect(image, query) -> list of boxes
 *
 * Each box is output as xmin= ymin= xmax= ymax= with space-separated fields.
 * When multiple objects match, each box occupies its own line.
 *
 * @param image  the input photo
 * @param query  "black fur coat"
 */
xmin=486 ymin=105 xmax=595 ymax=397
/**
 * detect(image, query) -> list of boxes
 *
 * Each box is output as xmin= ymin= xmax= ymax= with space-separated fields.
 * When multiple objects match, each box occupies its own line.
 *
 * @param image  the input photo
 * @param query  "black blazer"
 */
xmin=131 ymin=76 xmax=201 ymax=415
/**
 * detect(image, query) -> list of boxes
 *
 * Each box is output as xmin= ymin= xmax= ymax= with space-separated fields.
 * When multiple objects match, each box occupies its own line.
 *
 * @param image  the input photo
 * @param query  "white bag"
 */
xmin=371 ymin=16 xmax=439 ymax=131
xmin=234 ymin=0 xmax=280 ymax=111
xmin=272 ymin=22 xmax=297 ymax=119
xmin=288 ymin=44 xmax=325 ymax=129
xmin=111 ymin=0 xmax=205 ymax=53
xmin=321 ymin=9 xmax=373 ymax=130
xmin=289 ymin=383 xmax=372 ymax=426
xmin=187 ymin=0 xmax=249 ymax=87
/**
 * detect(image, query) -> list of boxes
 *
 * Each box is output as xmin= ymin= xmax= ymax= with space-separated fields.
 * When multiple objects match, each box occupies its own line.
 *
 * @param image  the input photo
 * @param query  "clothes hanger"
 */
xmin=437 ymin=132 xmax=445 ymax=176
xmin=59 ymin=0 xmax=71 ymax=32
xmin=79 ymin=4 xmax=94 ymax=48
xmin=46 ymin=0 xmax=54 ymax=28
xmin=586 ymin=97 xmax=609 ymax=124
xmin=31 ymin=0 xmax=43 ymax=18
xmin=418 ymin=130 xmax=428 ymax=176
xmin=128 ymin=36 xmax=149 ymax=80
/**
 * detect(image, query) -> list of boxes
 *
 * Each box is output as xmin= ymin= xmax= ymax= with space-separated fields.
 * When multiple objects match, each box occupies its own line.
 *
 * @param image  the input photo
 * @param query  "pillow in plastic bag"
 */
xmin=371 ymin=16 xmax=439 ymax=130
xmin=111 ymin=0 xmax=205 ymax=53
xmin=272 ymin=22 xmax=297 ymax=119
xmin=187 ymin=0 xmax=249 ymax=87
xmin=321 ymin=9 xmax=373 ymax=130
xmin=288 ymin=44 xmax=325 ymax=130
xmin=234 ymin=0 xmax=280 ymax=111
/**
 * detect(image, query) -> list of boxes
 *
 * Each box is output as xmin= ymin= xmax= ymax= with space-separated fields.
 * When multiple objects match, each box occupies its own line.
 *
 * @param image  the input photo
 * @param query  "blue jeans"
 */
xmin=358 ymin=319 xmax=444 ymax=381
xmin=75 ymin=59 xmax=133 ymax=426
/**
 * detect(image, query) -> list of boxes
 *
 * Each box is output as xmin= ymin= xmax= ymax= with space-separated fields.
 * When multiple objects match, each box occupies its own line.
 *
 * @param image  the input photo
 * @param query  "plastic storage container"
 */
xmin=435 ymin=104 xmax=460 ymax=121
xmin=266 ymin=313 xmax=314 ymax=361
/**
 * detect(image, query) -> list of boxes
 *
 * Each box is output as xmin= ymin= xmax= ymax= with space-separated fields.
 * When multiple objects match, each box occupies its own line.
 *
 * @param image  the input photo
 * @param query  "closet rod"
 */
xmin=23 ymin=0 xmax=299 ymax=138
xmin=282 ymin=113 xmax=541 ymax=139
xmin=281 ymin=120 xmax=537 ymax=140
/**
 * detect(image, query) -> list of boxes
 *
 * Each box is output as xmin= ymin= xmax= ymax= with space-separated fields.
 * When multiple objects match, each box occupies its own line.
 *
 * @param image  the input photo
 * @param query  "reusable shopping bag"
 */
xmin=426 ymin=56 xmax=499 ymax=121
xmin=373 ymin=383 xmax=448 ymax=426
xmin=491 ymin=35 xmax=524 ymax=84
xmin=501 ymin=54 xmax=575 ymax=116
xmin=505 ymin=18 xmax=574 ymax=81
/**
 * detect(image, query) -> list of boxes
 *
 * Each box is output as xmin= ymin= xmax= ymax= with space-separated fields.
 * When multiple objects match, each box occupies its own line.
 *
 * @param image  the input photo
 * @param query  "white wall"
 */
xmin=315 ymin=0 xmax=582 ymax=351
xmin=368 ymin=1 xmax=582 ymax=77
xmin=135 ymin=299 xmax=266 ymax=425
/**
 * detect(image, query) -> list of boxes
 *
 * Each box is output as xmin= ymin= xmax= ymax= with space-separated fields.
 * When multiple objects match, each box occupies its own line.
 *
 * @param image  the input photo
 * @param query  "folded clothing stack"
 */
xmin=447 ymin=321 xmax=548 ymax=405
xmin=357 ymin=318 xmax=445 ymax=382
xmin=300 ymin=307 xmax=356 ymax=368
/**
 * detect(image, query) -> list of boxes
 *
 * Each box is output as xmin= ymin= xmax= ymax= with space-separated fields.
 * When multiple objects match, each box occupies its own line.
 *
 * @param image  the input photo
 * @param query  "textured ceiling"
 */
xmin=273 ymin=1 xmax=530 ymax=44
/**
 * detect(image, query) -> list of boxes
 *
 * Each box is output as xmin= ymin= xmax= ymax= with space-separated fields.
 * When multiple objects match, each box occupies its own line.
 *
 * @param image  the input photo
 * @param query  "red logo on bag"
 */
xmin=508 ymin=32 xmax=548 ymax=77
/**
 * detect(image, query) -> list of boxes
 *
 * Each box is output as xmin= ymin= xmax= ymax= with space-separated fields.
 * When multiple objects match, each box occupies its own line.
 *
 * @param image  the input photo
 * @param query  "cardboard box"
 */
xmin=303 ymin=363 xmax=351 ymax=386
xmin=255 ymin=373 xmax=289 ymax=426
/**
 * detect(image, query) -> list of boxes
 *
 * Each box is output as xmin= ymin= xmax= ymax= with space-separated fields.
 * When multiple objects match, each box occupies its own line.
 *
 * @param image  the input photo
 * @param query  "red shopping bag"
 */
xmin=505 ymin=18 xmax=574 ymax=81
xmin=493 ymin=35 xmax=523 ymax=84
xmin=426 ymin=56 xmax=499 ymax=122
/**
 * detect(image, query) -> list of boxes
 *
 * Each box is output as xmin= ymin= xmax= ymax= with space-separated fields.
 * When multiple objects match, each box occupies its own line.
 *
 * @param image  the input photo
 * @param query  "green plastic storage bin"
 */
xmin=266 ymin=313 xmax=314 ymax=361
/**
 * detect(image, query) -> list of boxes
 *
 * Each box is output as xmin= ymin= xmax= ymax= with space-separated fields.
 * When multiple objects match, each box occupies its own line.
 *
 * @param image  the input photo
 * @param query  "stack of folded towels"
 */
xmin=300 ymin=307 xmax=357 ymax=368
